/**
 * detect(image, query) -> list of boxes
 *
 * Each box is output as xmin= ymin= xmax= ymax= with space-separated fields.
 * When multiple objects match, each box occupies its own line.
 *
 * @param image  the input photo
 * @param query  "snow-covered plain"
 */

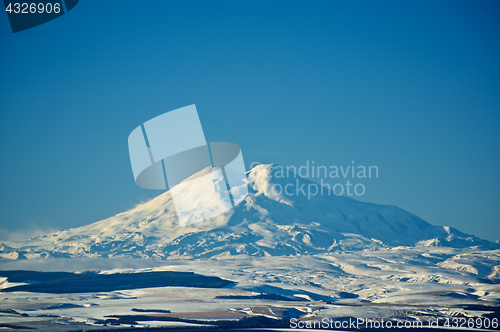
xmin=1 ymin=164 xmax=499 ymax=330
xmin=1 ymin=250 xmax=499 ymax=329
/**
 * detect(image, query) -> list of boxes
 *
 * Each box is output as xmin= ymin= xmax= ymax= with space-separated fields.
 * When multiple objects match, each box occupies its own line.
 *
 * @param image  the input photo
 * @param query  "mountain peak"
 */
xmin=1 ymin=164 xmax=498 ymax=261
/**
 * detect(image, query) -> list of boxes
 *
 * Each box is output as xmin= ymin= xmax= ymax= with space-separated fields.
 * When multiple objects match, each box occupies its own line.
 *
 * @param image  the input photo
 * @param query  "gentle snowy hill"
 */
xmin=1 ymin=164 xmax=497 ymax=260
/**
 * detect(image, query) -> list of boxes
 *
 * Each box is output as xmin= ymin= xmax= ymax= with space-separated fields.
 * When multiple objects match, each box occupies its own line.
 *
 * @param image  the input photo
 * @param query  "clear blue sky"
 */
xmin=1 ymin=1 xmax=499 ymax=241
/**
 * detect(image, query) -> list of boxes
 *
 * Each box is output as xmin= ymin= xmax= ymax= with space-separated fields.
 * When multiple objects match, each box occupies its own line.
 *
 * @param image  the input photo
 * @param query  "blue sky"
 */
xmin=1 ymin=0 xmax=499 ymax=241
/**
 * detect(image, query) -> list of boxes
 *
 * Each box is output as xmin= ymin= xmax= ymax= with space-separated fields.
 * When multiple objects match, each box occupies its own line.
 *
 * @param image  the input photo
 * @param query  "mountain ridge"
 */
xmin=1 ymin=164 xmax=497 ymax=261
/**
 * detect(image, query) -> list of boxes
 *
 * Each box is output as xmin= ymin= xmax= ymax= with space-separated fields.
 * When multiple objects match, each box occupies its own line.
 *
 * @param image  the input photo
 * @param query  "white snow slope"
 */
xmin=1 ymin=164 xmax=498 ymax=260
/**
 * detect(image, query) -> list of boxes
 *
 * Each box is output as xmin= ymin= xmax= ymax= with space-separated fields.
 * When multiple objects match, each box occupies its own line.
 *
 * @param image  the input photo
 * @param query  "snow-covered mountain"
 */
xmin=1 ymin=164 xmax=497 ymax=260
